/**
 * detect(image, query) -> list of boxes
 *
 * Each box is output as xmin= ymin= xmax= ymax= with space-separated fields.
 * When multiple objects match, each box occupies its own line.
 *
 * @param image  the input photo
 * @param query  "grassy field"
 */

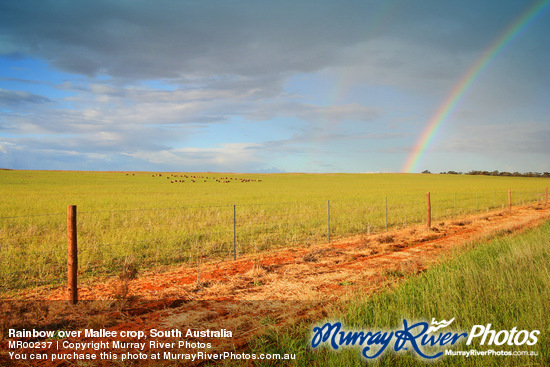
xmin=1 ymin=170 xmax=548 ymax=293
xmin=247 ymin=220 xmax=550 ymax=366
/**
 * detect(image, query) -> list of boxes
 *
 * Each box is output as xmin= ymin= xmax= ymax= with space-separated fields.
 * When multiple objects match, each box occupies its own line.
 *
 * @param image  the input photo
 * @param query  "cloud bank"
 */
xmin=0 ymin=0 xmax=548 ymax=172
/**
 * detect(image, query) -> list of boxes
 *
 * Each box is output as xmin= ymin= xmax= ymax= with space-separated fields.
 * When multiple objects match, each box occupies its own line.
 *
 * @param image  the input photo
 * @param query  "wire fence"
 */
xmin=0 ymin=188 xmax=548 ymax=293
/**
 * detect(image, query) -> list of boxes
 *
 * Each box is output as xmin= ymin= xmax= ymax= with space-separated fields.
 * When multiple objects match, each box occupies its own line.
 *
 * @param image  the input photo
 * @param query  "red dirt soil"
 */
xmin=2 ymin=203 xmax=550 ymax=366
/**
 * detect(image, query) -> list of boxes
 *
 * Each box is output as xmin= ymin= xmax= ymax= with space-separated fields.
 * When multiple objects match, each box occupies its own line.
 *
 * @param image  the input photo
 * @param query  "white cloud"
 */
xmin=0 ymin=141 xmax=15 ymax=154
xmin=123 ymin=143 xmax=264 ymax=172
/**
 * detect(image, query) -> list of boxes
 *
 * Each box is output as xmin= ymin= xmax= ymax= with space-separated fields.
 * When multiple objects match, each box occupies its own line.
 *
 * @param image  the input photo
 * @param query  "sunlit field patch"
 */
xmin=1 ymin=170 xmax=548 ymax=292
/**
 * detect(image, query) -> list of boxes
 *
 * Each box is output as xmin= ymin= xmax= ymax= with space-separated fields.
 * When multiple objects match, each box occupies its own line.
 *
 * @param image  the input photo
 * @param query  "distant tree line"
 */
xmin=422 ymin=170 xmax=550 ymax=178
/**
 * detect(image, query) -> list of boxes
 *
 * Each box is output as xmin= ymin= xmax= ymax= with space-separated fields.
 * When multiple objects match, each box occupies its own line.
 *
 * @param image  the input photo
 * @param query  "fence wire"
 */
xmin=1 ymin=189 xmax=548 ymax=293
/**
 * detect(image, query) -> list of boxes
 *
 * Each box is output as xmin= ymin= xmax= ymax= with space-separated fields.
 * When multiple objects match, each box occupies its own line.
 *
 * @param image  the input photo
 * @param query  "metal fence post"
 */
xmin=454 ymin=193 xmax=457 ymax=217
xmin=67 ymin=205 xmax=78 ymax=304
xmin=385 ymin=197 xmax=388 ymax=232
xmin=327 ymin=200 xmax=331 ymax=243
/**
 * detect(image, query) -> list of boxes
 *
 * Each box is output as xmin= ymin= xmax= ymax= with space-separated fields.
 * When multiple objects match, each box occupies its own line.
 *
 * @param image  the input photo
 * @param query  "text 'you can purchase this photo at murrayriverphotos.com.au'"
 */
xmin=6 ymin=327 xmax=297 ymax=363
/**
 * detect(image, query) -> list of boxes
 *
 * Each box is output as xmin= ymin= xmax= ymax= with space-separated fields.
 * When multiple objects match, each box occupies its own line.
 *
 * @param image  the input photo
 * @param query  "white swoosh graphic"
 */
xmin=426 ymin=318 xmax=455 ymax=333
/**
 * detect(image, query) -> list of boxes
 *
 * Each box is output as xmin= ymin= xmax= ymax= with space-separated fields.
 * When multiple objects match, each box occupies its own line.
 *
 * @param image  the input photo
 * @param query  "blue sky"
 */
xmin=0 ymin=0 xmax=549 ymax=173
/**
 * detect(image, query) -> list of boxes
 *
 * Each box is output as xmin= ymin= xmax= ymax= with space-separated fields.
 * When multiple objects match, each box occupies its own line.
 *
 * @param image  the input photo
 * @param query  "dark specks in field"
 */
xmin=144 ymin=173 xmax=264 ymax=184
xmin=126 ymin=172 xmax=264 ymax=188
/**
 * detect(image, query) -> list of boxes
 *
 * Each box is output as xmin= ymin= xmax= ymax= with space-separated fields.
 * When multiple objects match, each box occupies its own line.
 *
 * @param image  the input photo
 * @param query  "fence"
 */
xmin=1 ymin=188 xmax=548 ymax=300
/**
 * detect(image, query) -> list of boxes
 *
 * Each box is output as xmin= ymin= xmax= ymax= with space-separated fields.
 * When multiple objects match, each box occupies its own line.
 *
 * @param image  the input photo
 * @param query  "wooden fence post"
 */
xmin=67 ymin=205 xmax=78 ymax=304
xmin=426 ymin=192 xmax=431 ymax=228
xmin=508 ymin=189 xmax=512 ymax=211
xmin=546 ymin=187 xmax=548 ymax=203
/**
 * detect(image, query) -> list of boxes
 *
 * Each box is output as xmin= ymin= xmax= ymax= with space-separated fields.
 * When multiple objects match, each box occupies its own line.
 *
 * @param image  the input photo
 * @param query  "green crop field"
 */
xmin=1 ymin=170 xmax=548 ymax=294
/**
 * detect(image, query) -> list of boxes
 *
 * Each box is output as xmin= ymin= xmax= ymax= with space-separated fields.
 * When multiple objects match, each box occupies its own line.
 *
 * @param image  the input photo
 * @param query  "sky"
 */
xmin=0 ymin=0 xmax=549 ymax=173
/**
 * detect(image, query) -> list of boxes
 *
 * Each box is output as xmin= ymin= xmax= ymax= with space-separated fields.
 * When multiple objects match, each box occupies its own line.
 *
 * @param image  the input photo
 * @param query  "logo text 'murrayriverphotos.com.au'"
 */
xmin=310 ymin=318 xmax=539 ymax=360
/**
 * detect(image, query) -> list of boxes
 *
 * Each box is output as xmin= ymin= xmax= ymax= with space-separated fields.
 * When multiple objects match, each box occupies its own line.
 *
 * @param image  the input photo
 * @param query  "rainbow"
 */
xmin=402 ymin=0 xmax=549 ymax=173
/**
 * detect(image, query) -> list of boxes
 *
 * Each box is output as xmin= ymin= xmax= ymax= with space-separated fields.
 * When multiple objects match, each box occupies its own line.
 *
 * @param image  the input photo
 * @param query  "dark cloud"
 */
xmin=0 ymin=1 xmax=362 ymax=79
xmin=0 ymin=76 xmax=48 ymax=85
xmin=2 ymin=0 xmax=542 ymax=82
xmin=0 ymin=88 xmax=51 ymax=106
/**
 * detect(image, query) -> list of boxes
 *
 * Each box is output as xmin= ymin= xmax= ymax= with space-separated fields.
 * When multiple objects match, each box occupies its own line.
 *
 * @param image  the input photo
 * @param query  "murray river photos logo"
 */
xmin=310 ymin=318 xmax=539 ymax=360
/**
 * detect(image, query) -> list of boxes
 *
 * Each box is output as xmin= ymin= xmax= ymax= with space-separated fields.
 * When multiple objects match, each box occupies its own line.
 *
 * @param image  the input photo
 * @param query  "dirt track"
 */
xmin=2 ymin=203 xmax=550 ymax=366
